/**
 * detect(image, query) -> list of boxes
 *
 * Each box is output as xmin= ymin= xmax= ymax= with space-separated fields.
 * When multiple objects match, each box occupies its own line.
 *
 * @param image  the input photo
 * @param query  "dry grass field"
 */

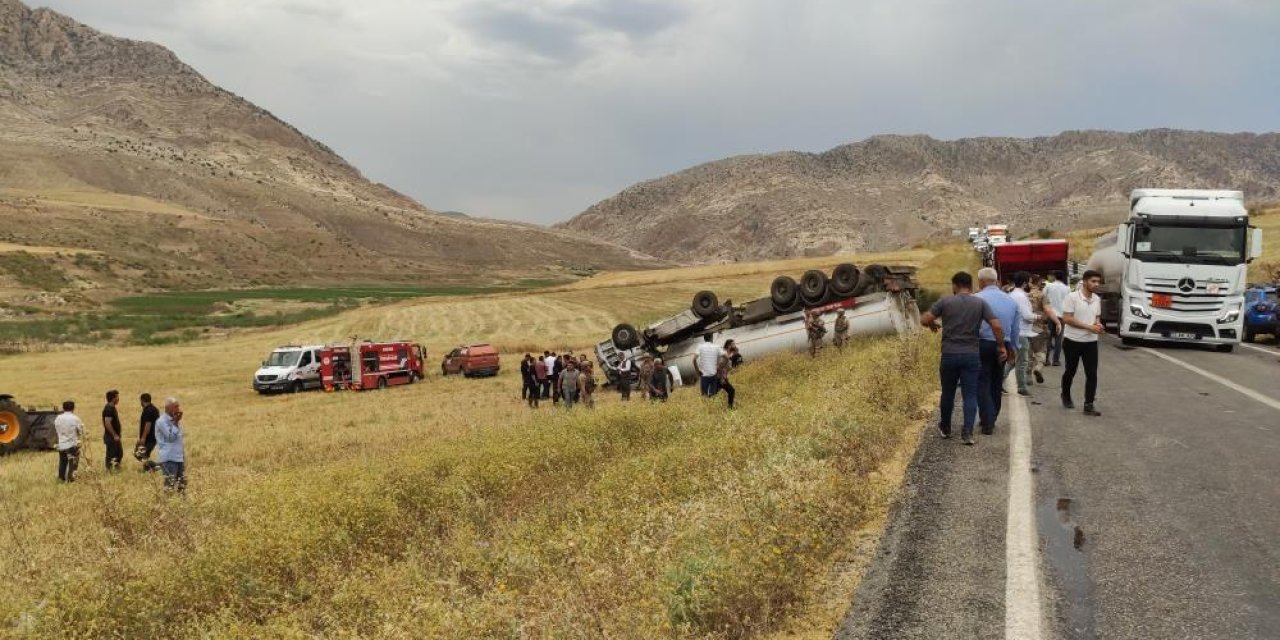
xmin=0 ymin=250 xmax=963 ymax=639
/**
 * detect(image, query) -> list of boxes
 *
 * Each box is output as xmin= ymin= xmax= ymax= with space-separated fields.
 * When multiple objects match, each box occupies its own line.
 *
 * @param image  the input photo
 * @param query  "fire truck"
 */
xmin=321 ymin=340 xmax=426 ymax=391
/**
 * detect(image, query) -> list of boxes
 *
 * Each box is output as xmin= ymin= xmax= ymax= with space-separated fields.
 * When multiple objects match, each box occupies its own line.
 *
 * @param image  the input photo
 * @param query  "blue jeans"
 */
xmin=978 ymin=340 xmax=1005 ymax=429
xmin=699 ymin=375 xmax=720 ymax=397
xmin=939 ymin=352 xmax=982 ymax=438
xmin=160 ymin=460 xmax=185 ymax=492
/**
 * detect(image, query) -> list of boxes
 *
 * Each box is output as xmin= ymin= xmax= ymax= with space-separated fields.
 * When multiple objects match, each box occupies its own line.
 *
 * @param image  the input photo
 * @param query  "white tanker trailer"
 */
xmin=595 ymin=264 xmax=922 ymax=385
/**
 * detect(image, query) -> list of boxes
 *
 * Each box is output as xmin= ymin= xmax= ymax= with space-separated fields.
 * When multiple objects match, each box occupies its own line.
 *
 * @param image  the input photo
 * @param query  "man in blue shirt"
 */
xmin=155 ymin=397 xmax=186 ymax=493
xmin=975 ymin=268 xmax=1020 ymax=434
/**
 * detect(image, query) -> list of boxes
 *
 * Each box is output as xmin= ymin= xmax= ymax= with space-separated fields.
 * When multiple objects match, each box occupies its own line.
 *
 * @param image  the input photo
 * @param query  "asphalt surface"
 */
xmin=836 ymin=337 xmax=1280 ymax=640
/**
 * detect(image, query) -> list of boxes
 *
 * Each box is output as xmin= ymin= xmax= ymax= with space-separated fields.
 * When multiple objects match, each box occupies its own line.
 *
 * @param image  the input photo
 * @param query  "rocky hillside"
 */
xmin=561 ymin=130 xmax=1280 ymax=263
xmin=0 ymin=0 xmax=658 ymax=303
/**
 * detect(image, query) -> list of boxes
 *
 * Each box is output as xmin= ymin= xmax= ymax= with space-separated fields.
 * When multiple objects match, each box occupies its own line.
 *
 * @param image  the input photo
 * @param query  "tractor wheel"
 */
xmin=771 ymin=275 xmax=798 ymax=311
xmin=800 ymin=270 xmax=829 ymax=304
xmin=612 ymin=323 xmax=640 ymax=350
xmin=377 ymin=377 xmax=389 ymax=389
xmin=691 ymin=290 xmax=720 ymax=319
xmin=0 ymin=399 xmax=32 ymax=454
xmin=830 ymin=263 xmax=860 ymax=296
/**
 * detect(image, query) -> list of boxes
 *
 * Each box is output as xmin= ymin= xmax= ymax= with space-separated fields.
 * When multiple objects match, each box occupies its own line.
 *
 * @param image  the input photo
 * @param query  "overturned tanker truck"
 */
xmin=595 ymin=263 xmax=922 ymax=385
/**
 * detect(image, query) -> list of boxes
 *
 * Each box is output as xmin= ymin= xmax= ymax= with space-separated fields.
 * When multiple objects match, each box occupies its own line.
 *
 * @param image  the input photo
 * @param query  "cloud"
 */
xmin=32 ymin=0 xmax=1280 ymax=224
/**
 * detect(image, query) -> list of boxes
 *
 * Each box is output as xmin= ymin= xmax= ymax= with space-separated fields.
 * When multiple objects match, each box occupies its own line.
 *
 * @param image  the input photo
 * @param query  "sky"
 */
xmin=36 ymin=0 xmax=1280 ymax=224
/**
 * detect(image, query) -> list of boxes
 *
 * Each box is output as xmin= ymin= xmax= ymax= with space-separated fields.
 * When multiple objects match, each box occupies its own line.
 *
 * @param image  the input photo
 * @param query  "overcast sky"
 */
xmin=37 ymin=0 xmax=1280 ymax=224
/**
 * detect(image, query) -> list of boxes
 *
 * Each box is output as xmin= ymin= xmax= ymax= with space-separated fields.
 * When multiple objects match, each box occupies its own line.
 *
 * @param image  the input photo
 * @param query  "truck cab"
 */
xmin=254 ymin=345 xmax=325 ymax=394
xmin=1090 ymin=189 xmax=1264 ymax=351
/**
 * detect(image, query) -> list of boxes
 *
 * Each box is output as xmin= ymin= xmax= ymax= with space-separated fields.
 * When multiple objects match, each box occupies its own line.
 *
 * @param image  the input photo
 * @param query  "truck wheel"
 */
xmin=0 ymin=399 xmax=32 ymax=454
xmin=1120 ymin=336 xmax=1139 ymax=347
xmin=1243 ymin=329 xmax=1255 ymax=343
xmin=830 ymin=263 xmax=860 ymax=296
xmin=691 ymin=291 xmax=720 ymax=319
xmin=377 ymin=377 xmax=389 ymax=389
xmin=800 ymin=270 xmax=829 ymax=304
xmin=863 ymin=264 xmax=890 ymax=289
xmin=771 ymin=275 xmax=798 ymax=310
xmin=1216 ymin=344 xmax=1235 ymax=353
xmin=612 ymin=323 xmax=640 ymax=350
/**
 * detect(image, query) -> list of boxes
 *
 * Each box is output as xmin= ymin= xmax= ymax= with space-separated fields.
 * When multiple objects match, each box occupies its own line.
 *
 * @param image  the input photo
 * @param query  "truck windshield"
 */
xmin=1132 ymin=224 xmax=1246 ymax=264
xmin=265 ymin=351 xmax=301 ymax=367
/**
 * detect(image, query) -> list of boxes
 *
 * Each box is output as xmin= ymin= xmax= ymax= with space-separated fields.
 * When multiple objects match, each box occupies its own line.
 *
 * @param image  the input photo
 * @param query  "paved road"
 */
xmin=836 ymin=337 xmax=1280 ymax=640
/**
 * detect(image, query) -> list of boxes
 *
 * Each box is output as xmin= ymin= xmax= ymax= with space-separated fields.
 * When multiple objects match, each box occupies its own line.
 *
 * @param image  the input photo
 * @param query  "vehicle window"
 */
xmin=1266 ymin=292 xmax=1279 ymax=304
xmin=266 ymin=350 xmax=300 ymax=367
xmin=299 ymin=351 xmax=312 ymax=367
xmin=1132 ymin=224 xmax=1246 ymax=262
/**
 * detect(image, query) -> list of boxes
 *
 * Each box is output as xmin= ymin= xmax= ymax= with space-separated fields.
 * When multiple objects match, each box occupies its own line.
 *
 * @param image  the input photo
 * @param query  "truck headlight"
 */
xmin=1218 ymin=304 xmax=1241 ymax=324
xmin=1129 ymin=298 xmax=1152 ymax=319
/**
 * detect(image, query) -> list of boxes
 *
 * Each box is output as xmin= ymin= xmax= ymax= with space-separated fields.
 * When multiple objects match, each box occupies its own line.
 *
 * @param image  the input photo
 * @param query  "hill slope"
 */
xmin=561 ymin=130 xmax=1280 ymax=263
xmin=0 ymin=0 xmax=658 ymax=302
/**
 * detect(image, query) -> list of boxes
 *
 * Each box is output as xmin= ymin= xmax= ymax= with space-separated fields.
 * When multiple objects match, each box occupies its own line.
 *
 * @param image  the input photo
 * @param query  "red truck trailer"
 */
xmin=992 ymin=240 xmax=1069 ymax=282
xmin=321 ymin=341 xmax=426 ymax=391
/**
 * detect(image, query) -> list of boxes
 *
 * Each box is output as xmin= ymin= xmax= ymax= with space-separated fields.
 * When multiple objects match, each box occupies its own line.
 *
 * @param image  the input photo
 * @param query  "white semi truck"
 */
xmin=595 ymin=264 xmax=921 ymax=384
xmin=1086 ymin=189 xmax=1264 ymax=352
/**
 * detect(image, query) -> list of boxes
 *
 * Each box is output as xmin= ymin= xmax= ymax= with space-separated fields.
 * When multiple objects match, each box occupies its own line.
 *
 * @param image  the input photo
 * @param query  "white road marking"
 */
xmin=1238 ymin=342 xmax=1279 ymax=356
xmin=1140 ymin=348 xmax=1280 ymax=412
xmin=1005 ymin=380 xmax=1044 ymax=640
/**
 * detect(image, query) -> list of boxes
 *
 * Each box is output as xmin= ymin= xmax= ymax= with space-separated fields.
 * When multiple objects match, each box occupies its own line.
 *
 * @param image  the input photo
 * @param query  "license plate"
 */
xmin=1169 ymin=331 xmax=1197 ymax=340
xmin=1151 ymin=293 xmax=1173 ymax=309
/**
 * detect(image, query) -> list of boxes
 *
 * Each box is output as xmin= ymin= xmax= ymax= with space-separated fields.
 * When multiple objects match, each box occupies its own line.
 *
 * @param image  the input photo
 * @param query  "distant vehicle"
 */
xmin=1244 ymin=285 xmax=1278 ymax=343
xmin=595 ymin=263 xmax=921 ymax=384
xmin=968 ymin=227 xmax=981 ymax=241
xmin=0 ymin=394 xmax=58 ymax=454
xmin=992 ymin=240 xmax=1069 ymax=283
xmin=254 ymin=345 xmax=324 ymax=394
xmin=441 ymin=344 xmax=501 ymax=377
xmin=1087 ymin=189 xmax=1264 ymax=352
xmin=322 ymin=341 xmax=426 ymax=391
xmin=986 ymin=224 xmax=1009 ymax=245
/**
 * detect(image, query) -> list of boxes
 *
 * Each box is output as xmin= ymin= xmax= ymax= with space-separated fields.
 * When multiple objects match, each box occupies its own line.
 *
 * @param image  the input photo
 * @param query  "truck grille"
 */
xmin=1142 ymin=277 xmax=1226 ymax=314
xmin=1149 ymin=321 xmax=1216 ymax=339
xmin=256 ymin=374 xmax=278 ymax=383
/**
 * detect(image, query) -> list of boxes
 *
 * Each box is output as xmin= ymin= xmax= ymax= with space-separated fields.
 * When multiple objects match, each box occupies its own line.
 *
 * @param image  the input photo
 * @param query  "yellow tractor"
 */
xmin=0 ymin=394 xmax=58 ymax=454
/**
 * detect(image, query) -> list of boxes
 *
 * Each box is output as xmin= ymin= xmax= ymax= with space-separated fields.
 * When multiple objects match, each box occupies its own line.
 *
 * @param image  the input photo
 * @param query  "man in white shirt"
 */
xmin=1044 ymin=271 xmax=1071 ymax=366
xmin=1061 ymin=270 xmax=1105 ymax=416
xmin=693 ymin=334 xmax=726 ymax=397
xmin=54 ymin=400 xmax=85 ymax=483
xmin=1009 ymin=272 xmax=1040 ymax=397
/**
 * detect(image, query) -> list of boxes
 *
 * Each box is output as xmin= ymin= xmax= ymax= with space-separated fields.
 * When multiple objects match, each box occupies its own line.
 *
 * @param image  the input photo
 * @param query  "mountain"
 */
xmin=0 ymin=0 xmax=658 ymax=302
xmin=560 ymin=130 xmax=1280 ymax=263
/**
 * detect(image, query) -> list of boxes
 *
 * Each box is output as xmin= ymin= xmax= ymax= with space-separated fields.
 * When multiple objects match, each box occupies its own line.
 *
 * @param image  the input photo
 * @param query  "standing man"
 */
xmin=648 ymin=358 xmax=673 ymax=401
xmin=920 ymin=272 xmax=1003 ymax=446
xmin=1061 ymin=270 xmax=1105 ymax=417
xmin=551 ymin=353 xmax=565 ymax=405
xmin=833 ymin=309 xmax=850 ymax=352
xmin=975 ymin=267 xmax=1019 ymax=434
xmin=523 ymin=355 xmax=540 ymax=408
xmin=559 ymin=361 xmax=580 ymax=409
xmin=136 ymin=393 xmax=160 ymax=472
xmin=717 ymin=340 xmax=741 ymax=409
xmin=156 ymin=397 xmax=186 ymax=493
xmin=806 ymin=310 xmax=827 ymax=357
xmin=102 ymin=389 xmax=124 ymax=471
xmin=694 ymin=334 xmax=725 ymax=398
xmin=637 ymin=355 xmax=655 ymax=401
xmin=1009 ymin=272 xmax=1040 ymax=397
xmin=1027 ymin=276 xmax=1058 ymax=385
xmin=519 ymin=354 xmax=533 ymax=401
xmin=532 ymin=356 xmax=548 ymax=407
xmin=1044 ymin=271 xmax=1071 ymax=366
xmin=542 ymin=352 xmax=556 ymax=399
xmin=617 ymin=357 xmax=634 ymax=401
xmin=54 ymin=400 xmax=85 ymax=483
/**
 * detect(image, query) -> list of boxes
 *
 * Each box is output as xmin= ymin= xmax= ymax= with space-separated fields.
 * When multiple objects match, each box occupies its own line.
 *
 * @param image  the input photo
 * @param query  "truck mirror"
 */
xmin=1116 ymin=223 xmax=1131 ymax=257
xmin=1250 ymin=228 xmax=1264 ymax=261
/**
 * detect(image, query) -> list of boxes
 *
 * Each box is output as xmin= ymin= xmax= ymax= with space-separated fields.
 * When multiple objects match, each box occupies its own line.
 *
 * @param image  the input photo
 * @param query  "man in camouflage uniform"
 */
xmin=636 ymin=355 xmax=655 ymax=401
xmin=1027 ymin=275 xmax=1054 ymax=384
xmin=833 ymin=309 xmax=850 ymax=352
xmin=806 ymin=310 xmax=827 ymax=357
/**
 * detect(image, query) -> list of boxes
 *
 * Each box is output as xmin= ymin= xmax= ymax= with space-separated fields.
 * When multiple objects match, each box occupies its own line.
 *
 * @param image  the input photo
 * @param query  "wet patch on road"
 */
xmin=1037 ymin=496 xmax=1097 ymax=639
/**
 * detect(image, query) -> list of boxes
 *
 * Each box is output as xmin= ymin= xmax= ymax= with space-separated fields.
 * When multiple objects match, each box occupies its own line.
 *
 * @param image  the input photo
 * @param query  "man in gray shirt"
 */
xmin=920 ymin=272 xmax=1005 ymax=445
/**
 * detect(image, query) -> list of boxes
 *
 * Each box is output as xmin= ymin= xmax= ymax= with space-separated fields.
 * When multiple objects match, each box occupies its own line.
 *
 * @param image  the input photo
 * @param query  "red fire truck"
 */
xmin=321 ymin=340 xmax=426 ymax=391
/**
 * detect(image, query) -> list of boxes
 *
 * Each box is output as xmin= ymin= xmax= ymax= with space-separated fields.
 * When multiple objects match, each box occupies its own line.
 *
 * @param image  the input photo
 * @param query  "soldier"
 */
xmin=833 ymin=309 xmax=850 ymax=352
xmin=806 ymin=310 xmax=827 ymax=357
xmin=637 ymin=355 xmax=655 ymax=401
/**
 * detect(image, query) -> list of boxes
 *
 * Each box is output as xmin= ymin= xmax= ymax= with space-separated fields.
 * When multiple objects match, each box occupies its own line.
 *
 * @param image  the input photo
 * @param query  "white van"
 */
xmin=253 ymin=345 xmax=325 ymax=394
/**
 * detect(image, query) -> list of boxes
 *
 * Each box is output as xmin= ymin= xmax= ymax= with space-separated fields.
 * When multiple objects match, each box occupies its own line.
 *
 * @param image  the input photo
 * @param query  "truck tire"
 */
xmin=377 ymin=376 xmax=389 ymax=389
xmin=800 ymin=270 xmax=829 ymax=304
xmin=290 ymin=380 xmax=303 ymax=394
xmin=863 ymin=264 xmax=890 ymax=289
xmin=771 ymin=275 xmax=798 ymax=311
xmin=0 ymin=399 xmax=32 ymax=454
xmin=830 ymin=263 xmax=860 ymax=296
xmin=612 ymin=323 xmax=640 ymax=350
xmin=691 ymin=291 xmax=720 ymax=319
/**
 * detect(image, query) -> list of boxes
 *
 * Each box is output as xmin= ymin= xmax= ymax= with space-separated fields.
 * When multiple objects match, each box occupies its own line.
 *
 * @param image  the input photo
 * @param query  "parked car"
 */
xmin=441 ymin=344 xmax=501 ymax=377
xmin=1244 ymin=285 xmax=1279 ymax=343
xmin=253 ymin=345 xmax=324 ymax=394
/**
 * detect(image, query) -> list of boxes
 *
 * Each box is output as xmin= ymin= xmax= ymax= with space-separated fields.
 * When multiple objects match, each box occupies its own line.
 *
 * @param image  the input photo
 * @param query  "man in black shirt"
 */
xmin=102 ymin=389 xmax=123 ymax=470
xmin=136 ymin=392 xmax=161 ymax=472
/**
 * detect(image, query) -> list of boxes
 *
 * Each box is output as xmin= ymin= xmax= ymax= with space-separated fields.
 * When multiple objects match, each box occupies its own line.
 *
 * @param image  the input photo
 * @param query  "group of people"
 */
xmin=52 ymin=390 xmax=187 ymax=491
xmin=519 ymin=351 xmax=599 ymax=409
xmin=804 ymin=308 xmax=851 ymax=357
xmin=921 ymin=268 xmax=1104 ymax=444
